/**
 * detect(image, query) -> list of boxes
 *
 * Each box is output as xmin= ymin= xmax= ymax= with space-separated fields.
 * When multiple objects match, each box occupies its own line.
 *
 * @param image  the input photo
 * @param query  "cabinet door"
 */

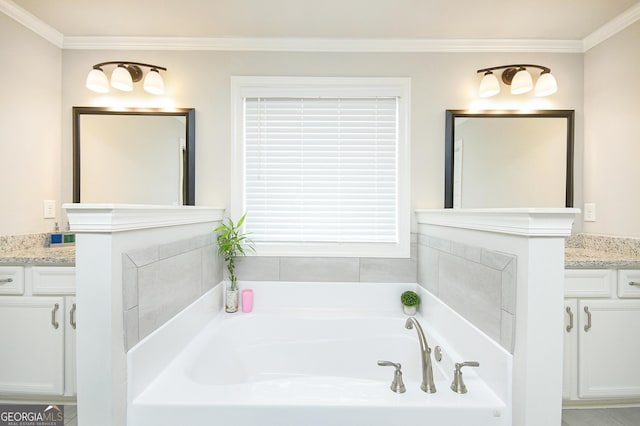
xmin=578 ymin=299 xmax=640 ymax=399
xmin=0 ymin=296 xmax=65 ymax=395
xmin=563 ymin=299 xmax=578 ymax=400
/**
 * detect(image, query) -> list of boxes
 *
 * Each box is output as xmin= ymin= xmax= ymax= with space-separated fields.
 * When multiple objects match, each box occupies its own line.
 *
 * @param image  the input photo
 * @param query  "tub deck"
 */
xmin=129 ymin=310 xmax=506 ymax=426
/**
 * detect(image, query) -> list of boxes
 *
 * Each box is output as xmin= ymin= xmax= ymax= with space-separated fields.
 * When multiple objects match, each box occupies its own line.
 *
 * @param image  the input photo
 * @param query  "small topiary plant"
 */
xmin=400 ymin=290 xmax=420 ymax=307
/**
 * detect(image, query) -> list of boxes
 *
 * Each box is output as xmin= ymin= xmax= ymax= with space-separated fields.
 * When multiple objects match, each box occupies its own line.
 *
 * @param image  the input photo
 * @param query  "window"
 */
xmin=231 ymin=77 xmax=410 ymax=258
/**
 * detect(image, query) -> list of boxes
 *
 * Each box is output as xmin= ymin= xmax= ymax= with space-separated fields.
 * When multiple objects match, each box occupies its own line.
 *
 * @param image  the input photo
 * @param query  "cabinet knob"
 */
xmin=0 ymin=278 xmax=13 ymax=284
xmin=628 ymin=281 xmax=640 ymax=287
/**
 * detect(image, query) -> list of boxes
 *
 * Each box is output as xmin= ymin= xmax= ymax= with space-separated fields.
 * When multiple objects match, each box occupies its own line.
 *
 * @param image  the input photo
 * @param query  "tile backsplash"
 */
xmin=417 ymin=234 xmax=517 ymax=353
xmin=122 ymin=233 xmax=221 ymax=350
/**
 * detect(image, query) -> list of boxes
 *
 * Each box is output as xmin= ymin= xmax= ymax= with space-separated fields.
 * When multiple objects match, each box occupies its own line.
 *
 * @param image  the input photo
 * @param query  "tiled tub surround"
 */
xmin=234 ymin=242 xmax=417 ymax=283
xmin=417 ymin=235 xmax=516 ymax=352
xmin=122 ymin=233 xmax=222 ymax=350
xmin=65 ymin=204 xmax=225 ymax=426
xmin=415 ymin=208 xmax=579 ymax=426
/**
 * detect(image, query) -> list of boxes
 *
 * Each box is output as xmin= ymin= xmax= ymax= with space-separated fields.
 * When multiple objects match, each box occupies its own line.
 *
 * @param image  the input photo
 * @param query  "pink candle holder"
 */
xmin=242 ymin=289 xmax=253 ymax=313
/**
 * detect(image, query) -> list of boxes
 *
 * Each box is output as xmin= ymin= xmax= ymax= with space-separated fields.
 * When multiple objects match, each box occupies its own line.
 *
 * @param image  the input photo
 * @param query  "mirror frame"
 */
xmin=444 ymin=109 xmax=574 ymax=208
xmin=73 ymin=107 xmax=196 ymax=205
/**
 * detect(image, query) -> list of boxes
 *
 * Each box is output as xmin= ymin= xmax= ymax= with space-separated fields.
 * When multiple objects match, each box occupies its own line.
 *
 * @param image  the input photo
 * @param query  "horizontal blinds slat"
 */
xmin=244 ymin=96 xmax=398 ymax=244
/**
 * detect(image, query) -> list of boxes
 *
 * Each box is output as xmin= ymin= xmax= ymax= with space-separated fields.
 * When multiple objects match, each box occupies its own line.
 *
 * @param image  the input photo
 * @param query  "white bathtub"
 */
xmin=128 ymin=282 xmax=511 ymax=426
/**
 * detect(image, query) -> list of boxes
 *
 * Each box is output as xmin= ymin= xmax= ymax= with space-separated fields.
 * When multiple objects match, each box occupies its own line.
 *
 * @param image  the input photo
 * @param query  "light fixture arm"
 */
xmin=477 ymin=64 xmax=551 ymax=86
xmin=91 ymin=61 xmax=167 ymax=72
xmin=476 ymin=64 xmax=551 ymax=74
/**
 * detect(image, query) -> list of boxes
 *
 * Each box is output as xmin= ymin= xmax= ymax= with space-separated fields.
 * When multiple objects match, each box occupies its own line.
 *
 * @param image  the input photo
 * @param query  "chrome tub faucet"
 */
xmin=405 ymin=317 xmax=436 ymax=393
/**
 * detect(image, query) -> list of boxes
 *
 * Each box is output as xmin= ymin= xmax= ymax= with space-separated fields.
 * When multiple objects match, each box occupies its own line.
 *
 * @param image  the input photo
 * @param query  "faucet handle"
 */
xmin=450 ymin=361 xmax=480 ymax=394
xmin=377 ymin=360 xmax=406 ymax=393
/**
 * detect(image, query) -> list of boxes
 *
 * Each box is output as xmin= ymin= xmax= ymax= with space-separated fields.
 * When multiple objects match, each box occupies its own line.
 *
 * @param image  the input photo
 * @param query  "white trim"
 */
xmin=63 ymin=204 xmax=224 ymax=233
xmin=583 ymin=2 xmax=640 ymax=51
xmin=0 ymin=0 xmax=63 ymax=47
xmin=415 ymin=208 xmax=580 ymax=237
xmin=62 ymin=35 xmax=584 ymax=53
xmin=2 ymin=0 xmax=638 ymax=53
xmin=231 ymin=76 xmax=411 ymax=258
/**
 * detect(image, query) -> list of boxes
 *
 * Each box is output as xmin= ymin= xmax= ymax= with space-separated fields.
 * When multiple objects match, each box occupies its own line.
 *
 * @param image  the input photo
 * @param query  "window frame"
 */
xmin=230 ymin=76 xmax=411 ymax=258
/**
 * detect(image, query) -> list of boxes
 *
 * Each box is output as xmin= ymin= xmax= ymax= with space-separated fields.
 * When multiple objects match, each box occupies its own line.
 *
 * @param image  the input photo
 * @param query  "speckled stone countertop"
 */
xmin=565 ymin=234 xmax=640 ymax=269
xmin=0 ymin=233 xmax=75 ymax=266
xmin=0 ymin=232 xmax=638 ymax=269
xmin=0 ymin=246 xmax=75 ymax=266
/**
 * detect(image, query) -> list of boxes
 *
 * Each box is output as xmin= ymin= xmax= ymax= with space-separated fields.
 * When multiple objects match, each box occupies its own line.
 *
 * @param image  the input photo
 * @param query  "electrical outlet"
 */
xmin=584 ymin=203 xmax=596 ymax=222
xmin=43 ymin=200 xmax=56 ymax=219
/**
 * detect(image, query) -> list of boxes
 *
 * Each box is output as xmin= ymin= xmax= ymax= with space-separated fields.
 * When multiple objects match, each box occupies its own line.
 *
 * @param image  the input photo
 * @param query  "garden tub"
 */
xmin=127 ymin=282 xmax=510 ymax=426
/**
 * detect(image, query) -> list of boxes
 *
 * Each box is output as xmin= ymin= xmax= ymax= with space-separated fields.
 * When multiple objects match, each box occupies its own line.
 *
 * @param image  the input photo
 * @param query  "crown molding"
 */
xmin=2 ymin=0 xmax=636 ymax=54
xmin=63 ymin=35 xmax=584 ymax=53
xmin=0 ymin=0 xmax=63 ymax=47
xmin=583 ymin=2 xmax=640 ymax=51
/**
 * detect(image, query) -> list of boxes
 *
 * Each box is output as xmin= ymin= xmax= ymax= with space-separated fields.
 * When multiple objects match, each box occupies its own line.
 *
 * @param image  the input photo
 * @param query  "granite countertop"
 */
xmin=564 ymin=247 xmax=640 ymax=269
xmin=0 ymin=246 xmax=76 ymax=266
xmin=0 ymin=233 xmax=638 ymax=269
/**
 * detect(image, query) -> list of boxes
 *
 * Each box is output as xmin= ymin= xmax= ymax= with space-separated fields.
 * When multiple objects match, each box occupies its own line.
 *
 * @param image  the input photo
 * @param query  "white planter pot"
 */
xmin=403 ymin=305 xmax=417 ymax=315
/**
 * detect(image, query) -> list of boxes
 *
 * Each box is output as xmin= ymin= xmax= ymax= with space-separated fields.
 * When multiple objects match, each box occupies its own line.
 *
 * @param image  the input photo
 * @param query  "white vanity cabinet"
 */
xmin=0 ymin=266 xmax=76 ymax=398
xmin=563 ymin=269 xmax=640 ymax=403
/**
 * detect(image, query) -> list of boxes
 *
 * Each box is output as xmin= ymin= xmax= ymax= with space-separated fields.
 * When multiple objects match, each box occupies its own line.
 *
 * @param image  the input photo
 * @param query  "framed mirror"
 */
xmin=445 ymin=109 xmax=574 ymax=208
xmin=73 ymin=107 xmax=195 ymax=205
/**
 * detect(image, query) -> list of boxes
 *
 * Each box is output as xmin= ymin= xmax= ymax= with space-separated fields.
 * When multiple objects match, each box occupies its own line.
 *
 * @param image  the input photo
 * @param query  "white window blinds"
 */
xmin=244 ymin=96 xmax=398 ymax=244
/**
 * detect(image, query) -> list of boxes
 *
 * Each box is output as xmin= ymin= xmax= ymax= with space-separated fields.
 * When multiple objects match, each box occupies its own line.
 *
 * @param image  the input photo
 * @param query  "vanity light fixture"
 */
xmin=85 ymin=61 xmax=167 ymax=95
xmin=477 ymin=64 xmax=557 ymax=98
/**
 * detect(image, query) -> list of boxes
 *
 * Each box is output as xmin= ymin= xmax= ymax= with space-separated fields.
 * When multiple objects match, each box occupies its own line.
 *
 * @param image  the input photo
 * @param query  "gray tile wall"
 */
xmin=233 ymin=243 xmax=418 ymax=283
xmin=417 ymin=234 xmax=517 ymax=353
xmin=122 ymin=233 xmax=222 ymax=350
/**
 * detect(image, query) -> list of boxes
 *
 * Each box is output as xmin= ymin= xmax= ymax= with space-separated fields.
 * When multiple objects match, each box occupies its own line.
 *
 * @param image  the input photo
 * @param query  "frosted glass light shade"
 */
xmin=86 ymin=68 xmax=109 ymax=93
xmin=479 ymin=72 xmax=500 ymax=98
xmin=111 ymin=65 xmax=133 ymax=91
xmin=535 ymin=72 xmax=558 ymax=97
xmin=510 ymin=68 xmax=533 ymax=94
xmin=143 ymin=69 xmax=165 ymax=95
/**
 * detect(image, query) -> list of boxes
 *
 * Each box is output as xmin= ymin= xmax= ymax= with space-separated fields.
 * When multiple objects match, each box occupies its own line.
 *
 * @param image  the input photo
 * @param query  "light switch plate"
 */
xmin=43 ymin=200 xmax=56 ymax=219
xmin=584 ymin=203 xmax=596 ymax=222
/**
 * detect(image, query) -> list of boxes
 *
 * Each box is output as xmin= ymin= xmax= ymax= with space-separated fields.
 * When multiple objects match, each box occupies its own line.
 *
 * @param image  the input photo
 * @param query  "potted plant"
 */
xmin=215 ymin=213 xmax=255 ymax=313
xmin=400 ymin=290 xmax=420 ymax=315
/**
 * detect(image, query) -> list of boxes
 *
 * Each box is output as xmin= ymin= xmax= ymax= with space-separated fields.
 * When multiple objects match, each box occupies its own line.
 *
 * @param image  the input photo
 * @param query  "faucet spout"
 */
xmin=405 ymin=317 xmax=436 ymax=393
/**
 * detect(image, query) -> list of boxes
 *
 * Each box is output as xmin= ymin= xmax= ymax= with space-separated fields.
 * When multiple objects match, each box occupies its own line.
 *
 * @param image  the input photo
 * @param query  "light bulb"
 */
xmin=111 ymin=65 xmax=133 ymax=91
xmin=535 ymin=72 xmax=557 ymax=97
xmin=86 ymin=68 xmax=109 ymax=93
xmin=479 ymin=72 xmax=500 ymax=98
xmin=510 ymin=68 xmax=533 ymax=95
xmin=143 ymin=69 xmax=165 ymax=95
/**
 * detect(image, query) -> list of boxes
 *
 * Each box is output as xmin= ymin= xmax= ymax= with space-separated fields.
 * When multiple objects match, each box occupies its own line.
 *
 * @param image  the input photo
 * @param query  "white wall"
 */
xmin=60 ymin=50 xmax=584 ymax=232
xmin=584 ymin=20 xmax=640 ymax=237
xmin=0 ymin=13 xmax=61 ymax=236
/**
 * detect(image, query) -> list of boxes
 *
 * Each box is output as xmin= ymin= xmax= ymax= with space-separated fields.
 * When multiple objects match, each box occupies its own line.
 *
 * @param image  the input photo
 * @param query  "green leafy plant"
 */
xmin=400 ymin=290 xmax=420 ymax=307
xmin=215 ymin=213 xmax=255 ymax=291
